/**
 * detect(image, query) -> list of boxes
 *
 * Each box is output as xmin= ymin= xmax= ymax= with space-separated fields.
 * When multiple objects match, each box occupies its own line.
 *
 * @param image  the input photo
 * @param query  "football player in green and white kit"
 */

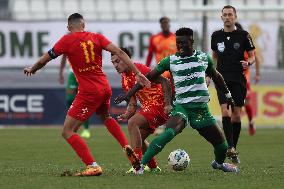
xmin=59 ymin=55 xmax=91 ymax=138
xmin=115 ymin=27 xmax=239 ymax=173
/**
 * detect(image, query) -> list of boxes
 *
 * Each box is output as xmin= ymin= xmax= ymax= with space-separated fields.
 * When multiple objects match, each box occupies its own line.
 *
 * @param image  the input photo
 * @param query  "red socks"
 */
xmin=134 ymin=148 xmax=143 ymax=160
xmin=67 ymin=134 xmax=94 ymax=166
xmin=104 ymin=118 xmax=128 ymax=147
xmin=148 ymin=158 xmax=158 ymax=169
xmin=245 ymin=103 xmax=253 ymax=122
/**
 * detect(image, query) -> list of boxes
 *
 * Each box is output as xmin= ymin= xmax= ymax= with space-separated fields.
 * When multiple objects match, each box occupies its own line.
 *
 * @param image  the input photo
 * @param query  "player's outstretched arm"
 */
xmin=151 ymin=75 xmax=172 ymax=114
xmin=114 ymin=84 xmax=143 ymax=104
xmin=58 ymin=55 xmax=67 ymax=84
xmin=106 ymin=43 xmax=151 ymax=87
xmin=117 ymin=97 xmax=137 ymax=121
xmin=208 ymin=69 xmax=235 ymax=111
xmin=114 ymin=69 xmax=161 ymax=104
xmin=24 ymin=53 xmax=51 ymax=76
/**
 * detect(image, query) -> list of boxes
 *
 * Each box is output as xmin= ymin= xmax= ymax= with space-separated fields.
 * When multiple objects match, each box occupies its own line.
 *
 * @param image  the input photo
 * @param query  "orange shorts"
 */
xmin=67 ymin=89 xmax=112 ymax=122
xmin=246 ymin=81 xmax=252 ymax=99
xmin=138 ymin=105 xmax=169 ymax=133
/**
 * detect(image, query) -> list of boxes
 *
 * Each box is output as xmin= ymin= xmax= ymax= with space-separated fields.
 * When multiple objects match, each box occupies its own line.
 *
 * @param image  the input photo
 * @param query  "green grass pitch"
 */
xmin=0 ymin=126 xmax=283 ymax=189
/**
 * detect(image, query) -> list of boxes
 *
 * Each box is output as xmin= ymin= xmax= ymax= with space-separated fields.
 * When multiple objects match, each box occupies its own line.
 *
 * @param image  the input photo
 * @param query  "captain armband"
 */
xmin=48 ymin=48 xmax=59 ymax=59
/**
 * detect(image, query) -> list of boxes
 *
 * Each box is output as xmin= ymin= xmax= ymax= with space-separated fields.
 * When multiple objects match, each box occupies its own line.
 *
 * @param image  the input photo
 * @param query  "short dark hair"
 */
xmin=68 ymin=13 xmax=84 ymax=23
xmin=235 ymin=22 xmax=243 ymax=30
xmin=121 ymin=47 xmax=132 ymax=58
xmin=175 ymin=27 xmax=193 ymax=38
xmin=159 ymin=16 xmax=170 ymax=23
xmin=222 ymin=5 xmax=237 ymax=14
xmin=111 ymin=47 xmax=133 ymax=58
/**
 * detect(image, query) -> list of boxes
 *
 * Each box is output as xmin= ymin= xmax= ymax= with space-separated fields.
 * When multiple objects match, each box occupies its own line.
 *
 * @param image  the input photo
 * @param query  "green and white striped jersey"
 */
xmin=156 ymin=50 xmax=214 ymax=108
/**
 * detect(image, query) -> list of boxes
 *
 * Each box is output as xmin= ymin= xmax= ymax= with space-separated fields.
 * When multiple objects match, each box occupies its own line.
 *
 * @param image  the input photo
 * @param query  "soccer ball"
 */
xmin=168 ymin=149 xmax=190 ymax=171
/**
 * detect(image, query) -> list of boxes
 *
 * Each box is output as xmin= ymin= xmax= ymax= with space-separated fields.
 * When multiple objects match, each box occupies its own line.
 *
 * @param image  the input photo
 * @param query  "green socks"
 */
xmin=141 ymin=128 xmax=176 ymax=165
xmin=83 ymin=119 xmax=90 ymax=129
xmin=214 ymin=141 xmax=228 ymax=164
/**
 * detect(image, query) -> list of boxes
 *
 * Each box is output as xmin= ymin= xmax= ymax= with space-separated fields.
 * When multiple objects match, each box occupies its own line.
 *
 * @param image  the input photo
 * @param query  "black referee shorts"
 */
xmin=216 ymin=81 xmax=247 ymax=107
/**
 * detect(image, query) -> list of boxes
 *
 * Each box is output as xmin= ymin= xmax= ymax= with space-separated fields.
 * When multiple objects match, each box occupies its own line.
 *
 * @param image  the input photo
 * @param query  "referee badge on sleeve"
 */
xmin=217 ymin=42 xmax=225 ymax=52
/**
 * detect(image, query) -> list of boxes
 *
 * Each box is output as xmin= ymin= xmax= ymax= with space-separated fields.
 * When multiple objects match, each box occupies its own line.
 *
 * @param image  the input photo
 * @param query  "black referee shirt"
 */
xmin=211 ymin=28 xmax=255 ymax=85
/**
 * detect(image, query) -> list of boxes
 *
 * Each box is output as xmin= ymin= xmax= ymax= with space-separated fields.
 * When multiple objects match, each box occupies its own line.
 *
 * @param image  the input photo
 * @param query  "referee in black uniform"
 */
xmin=211 ymin=5 xmax=255 ymax=164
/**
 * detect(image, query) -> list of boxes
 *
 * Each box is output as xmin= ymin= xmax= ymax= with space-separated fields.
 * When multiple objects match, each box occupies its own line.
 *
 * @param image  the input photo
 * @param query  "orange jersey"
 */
xmin=150 ymin=32 xmax=177 ymax=63
xmin=243 ymin=51 xmax=250 ymax=82
xmin=146 ymin=32 xmax=176 ymax=78
xmin=121 ymin=63 xmax=165 ymax=109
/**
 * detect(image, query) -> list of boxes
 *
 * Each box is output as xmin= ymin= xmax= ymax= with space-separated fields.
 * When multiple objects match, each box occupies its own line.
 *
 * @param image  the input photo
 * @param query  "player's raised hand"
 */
xmin=135 ymin=72 xmax=151 ymax=88
xmin=117 ymin=113 xmax=129 ymax=121
xmin=23 ymin=67 xmax=35 ymax=76
xmin=117 ymin=107 xmax=135 ymax=121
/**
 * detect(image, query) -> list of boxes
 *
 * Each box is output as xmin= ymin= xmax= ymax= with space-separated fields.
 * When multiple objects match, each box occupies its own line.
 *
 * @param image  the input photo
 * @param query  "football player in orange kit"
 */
xmin=146 ymin=16 xmax=177 ymax=79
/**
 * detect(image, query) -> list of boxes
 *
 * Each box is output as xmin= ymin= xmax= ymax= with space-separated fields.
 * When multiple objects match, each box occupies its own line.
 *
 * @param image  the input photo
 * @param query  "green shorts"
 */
xmin=66 ymin=71 xmax=78 ymax=90
xmin=66 ymin=71 xmax=78 ymax=102
xmin=170 ymin=104 xmax=216 ymax=130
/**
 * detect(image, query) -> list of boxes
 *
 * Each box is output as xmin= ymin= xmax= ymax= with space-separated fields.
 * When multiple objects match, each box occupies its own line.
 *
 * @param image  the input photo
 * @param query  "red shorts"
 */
xmin=138 ymin=105 xmax=169 ymax=133
xmin=68 ymin=89 xmax=112 ymax=122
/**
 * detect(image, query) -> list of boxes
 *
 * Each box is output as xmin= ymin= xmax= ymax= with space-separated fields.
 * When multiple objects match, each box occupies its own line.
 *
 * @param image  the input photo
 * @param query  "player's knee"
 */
xmin=232 ymin=117 xmax=241 ymax=122
xmin=62 ymin=125 xmax=74 ymax=139
xmin=231 ymin=112 xmax=241 ymax=122
xmin=166 ymin=117 xmax=186 ymax=134
xmin=221 ymin=109 xmax=230 ymax=117
xmin=61 ymin=130 xmax=69 ymax=139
